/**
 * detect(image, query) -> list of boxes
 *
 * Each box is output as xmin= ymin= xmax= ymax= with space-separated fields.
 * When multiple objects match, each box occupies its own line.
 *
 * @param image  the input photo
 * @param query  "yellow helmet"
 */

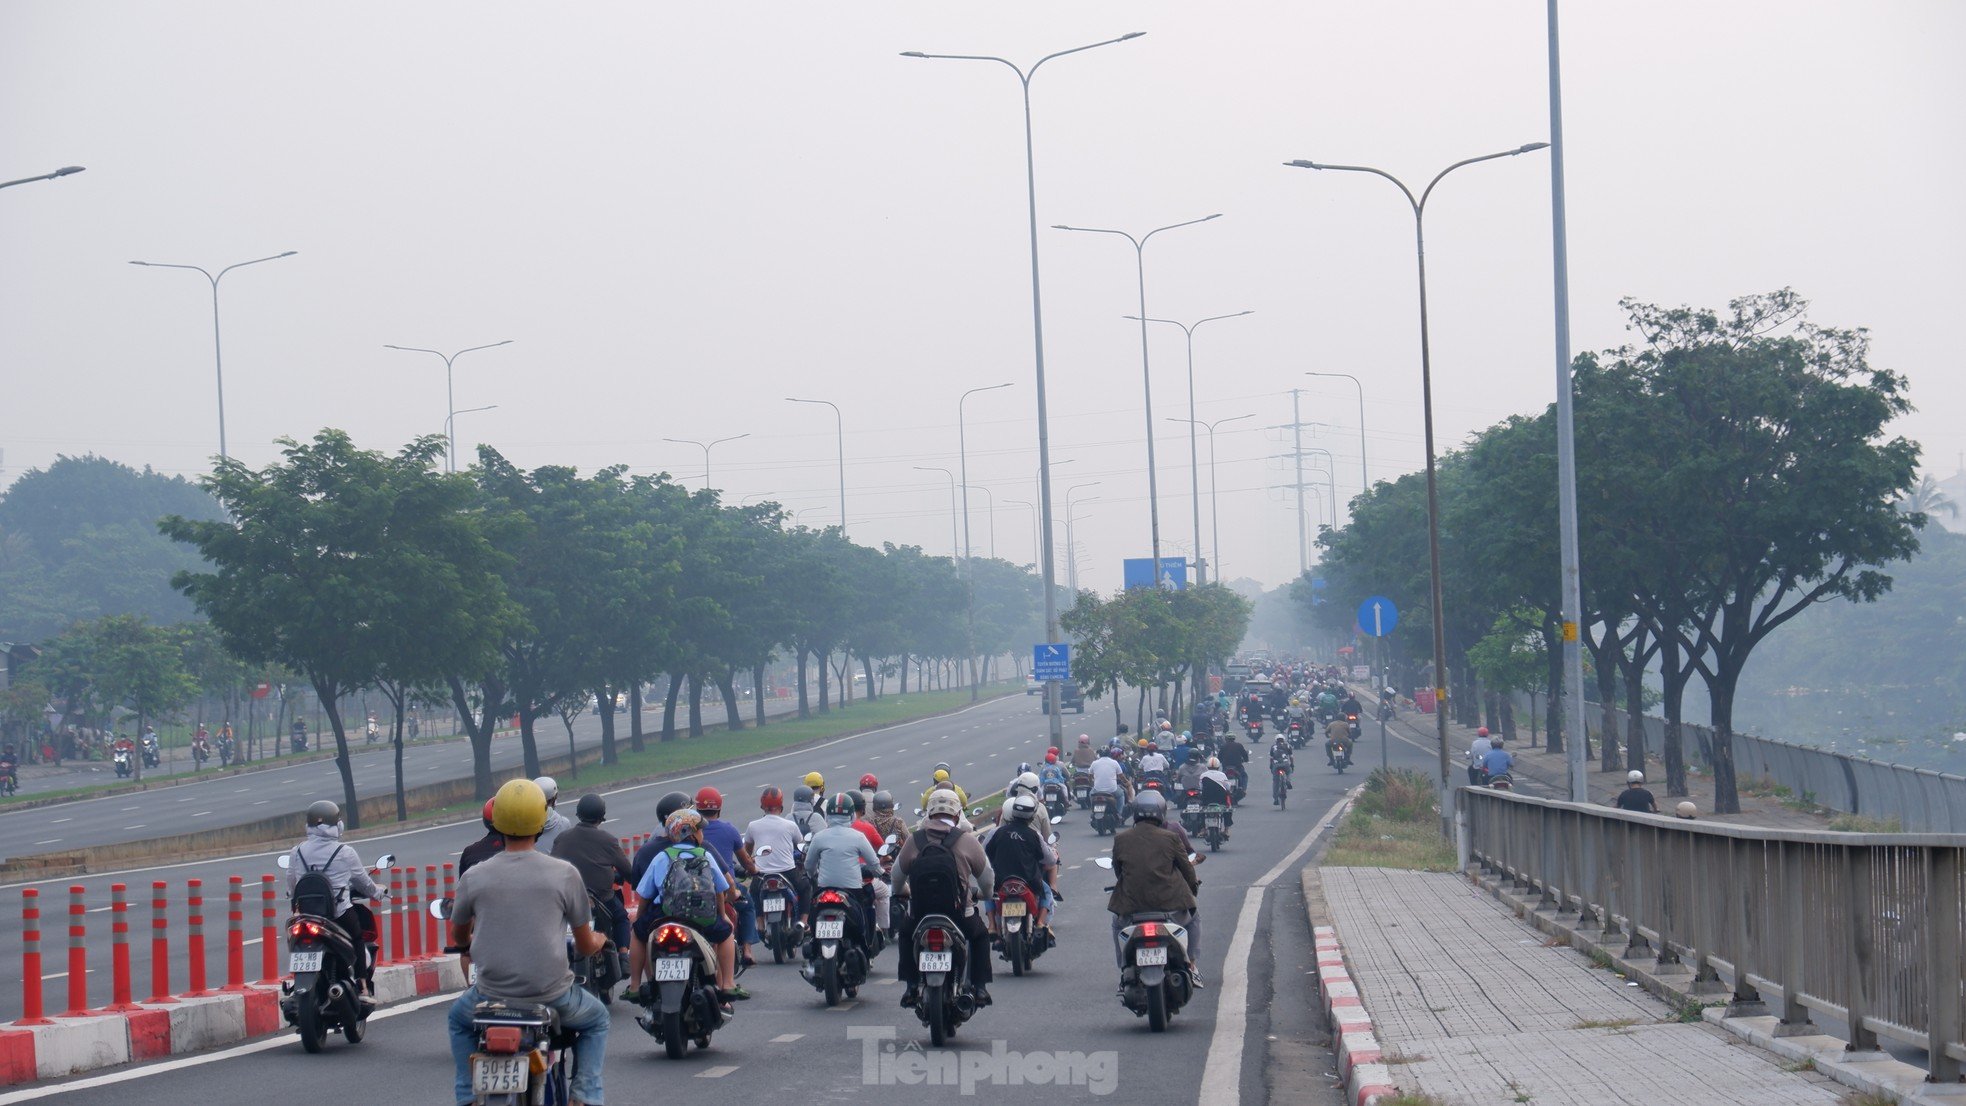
xmin=1136 ymin=737 xmax=1149 ymax=748
xmin=803 ymin=771 xmax=825 ymax=790
xmin=490 ymin=778 xmax=548 ymax=837
xmin=932 ymin=768 xmax=950 ymax=783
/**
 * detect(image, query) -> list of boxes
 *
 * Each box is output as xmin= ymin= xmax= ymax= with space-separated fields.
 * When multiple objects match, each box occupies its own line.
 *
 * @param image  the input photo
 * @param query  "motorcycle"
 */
xmin=140 ymin=735 xmax=161 ymax=769
xmin=1223 ymin=763 xmax=1248 ymax=803
xmin=1042 ymin=780 xmax=1070 ymax=822
xmin=1488 ymin=773 xmax=1514 ymax=792
xmin=276 ymin=851 xmax=394 ymax=1053
xmin=1093 ymin=858 xmax=1195 ymax=1032
xmin=905 ymin=911 xmax=976 ymax=1047
xmin=1346 ymin=711 xmax=1362 ymax=741
xmin=1200 ymin=804 xmax=1229 ymax=852
xmin=364 ymin=719 xmax=380 ymax=745
xmin=1179 ymin=790 xmax=1204 ymax=836
xmin=218 ymin=735 xmax=235 ymax=768
xmin=1378 ymin=695 xmax=1397 ymax=721
xmin=0 ymin=760 xmax=17 ymax=797
xmin=992 ymin=876 xmax=1048 ymax=976
xmin=460 ymin=995 xmax=574 ymax=1106
xmin=290 ymin=728 xmax=308 ymax=754
xmin=113 ymin=748 xmax=133 ymax=778
xmin=1244 ymin=718 xmax=1263 ymax=744
xmin=802 ymin=887 xmax=870 ymax=1007
xmin=1272 ymin=763 xmax=1293 ymax=809
xmin=572 ymin=890 xmax=625 ymax=1005
xmin=751 ymin=848 xmax=802 ymax=964
xmin=1088 ymin=791 xmax=1121 ymax=836
xmin=191 ymin=739 xmax=210 ymax=769
xmin=1330 ymin=737 xmax=1354 ymax=774
xmin=1286 ymin=717 xmax=1306 ymax=749
xmin=1071 ymin=770 xmax=1093 ymax=810
xmin=637 ymin=917 xmax=727 ymax=1059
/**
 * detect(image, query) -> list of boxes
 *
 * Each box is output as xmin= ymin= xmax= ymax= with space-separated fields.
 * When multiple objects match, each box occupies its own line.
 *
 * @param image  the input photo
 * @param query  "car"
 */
xmin=1040 ymin=680 xmax=1086 ymax=714
xmin=1026 ymin=674 xmax=1043 ymax=696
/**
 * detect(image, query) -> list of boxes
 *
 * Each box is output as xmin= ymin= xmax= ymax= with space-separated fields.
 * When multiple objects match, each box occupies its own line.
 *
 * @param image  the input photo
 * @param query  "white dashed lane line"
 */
xmin=770 ymin=1033 xmax=803 ymax=1043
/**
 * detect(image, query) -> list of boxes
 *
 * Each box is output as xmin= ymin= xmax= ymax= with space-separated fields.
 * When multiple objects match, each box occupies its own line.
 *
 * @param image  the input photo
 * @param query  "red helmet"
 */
xmin=759 ymin=786 xmax=784 ymax=813
xmin=1477 ymin=727 xmax=1490 ymax=737
xmin=859 ymin=773 xmax=879 ymax=791
xmin=1047 ymin=746 xmax=1060 ymax=757
xmin=694 ymin=786 xmax=723 ymax=814
xmin=481 ymin=798 xmax=497 ymax=828
xmin=1044 ymin=751 xmax=1058 ymax=763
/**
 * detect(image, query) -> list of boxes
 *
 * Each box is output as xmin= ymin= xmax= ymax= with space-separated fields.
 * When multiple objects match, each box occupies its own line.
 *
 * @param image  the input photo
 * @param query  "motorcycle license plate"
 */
xmin=919 ymin=951 xmax=953 ymax=972
xmin=654 ymin=957 xmax=692 ymax=981
xmin=1205 ymin=814 xmax=1224 ymax=827
xmin=473 ymin=1054 xmax=530 ymax=1095
xmin=1000 ymin=900 xmax=1026 ymax=917
xmin=816 ymin=918 xmax=844 ymax=939
xmin=1135 ymin=946 xmax=1168 ymax=966
xmin=761 ymin=896 xmax=784 ymax=914
xmin=288 ymin=950 xmax=324 ymax=973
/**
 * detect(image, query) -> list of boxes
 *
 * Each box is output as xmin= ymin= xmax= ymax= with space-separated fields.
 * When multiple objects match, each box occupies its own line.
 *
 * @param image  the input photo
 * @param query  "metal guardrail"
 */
xmin=1460 ymin=787 xmax=1965 ymax=1081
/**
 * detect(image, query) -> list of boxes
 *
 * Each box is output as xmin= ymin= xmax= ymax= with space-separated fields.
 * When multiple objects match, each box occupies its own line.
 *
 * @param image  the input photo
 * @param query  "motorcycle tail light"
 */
xmin=483 ymin=1026 xmax=524 ymax=1054
xmin=654 ymin=923 xmax=693 ymax=953
xmin=288 ymin=920 xmax=323 ymax=939
xmin=1139 ymin=922 xmax=1163 ymax=940
xmin=925 ymin=927 xmax=947 ymax=953
xmin=816 ymin=890 xmax=846 ymax=905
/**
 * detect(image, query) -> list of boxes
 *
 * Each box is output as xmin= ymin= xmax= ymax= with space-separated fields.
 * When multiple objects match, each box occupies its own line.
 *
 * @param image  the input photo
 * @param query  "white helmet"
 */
xmin=1016 ymin=771 xmax=1041 ymax=794
xmin=1208 ymin=756 xmax=1221 ymax=770
xmin=1627 ymin=770 xmax=1645 ymax=784
xmin=924 ymin=791 xmax=963 ymax=820
xmin=533 ymin=775 xmax=559 ymax=803
xmin=1007 ymin=793 xmax=1038 ymax=821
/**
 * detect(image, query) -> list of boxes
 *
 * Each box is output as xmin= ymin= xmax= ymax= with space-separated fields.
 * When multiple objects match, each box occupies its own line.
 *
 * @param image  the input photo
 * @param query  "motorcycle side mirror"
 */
xmin=970 ymin=806 xmax=984 ymax=817
xmin=1092 ymin=856 xmax=1114 ymax=870
xmin=1190 ymin=853 xmax=1204 ymax=864
xmin=1047 ymin=832 xmax=1059 ymax=845
xmin=372 ymin=853 xmax=396 ymax=869
xmin=428 ymin=897 xmax=452 ymax=921
xmin=884 ymin=833 xmax=900 ymax=846
xmin=913 ymin=808 xmax=924 ymax=817
xmin=1049 ymin=814 xmax=1063 ymax=826
xmin=275 ymin=854 xmax=291 ymax=870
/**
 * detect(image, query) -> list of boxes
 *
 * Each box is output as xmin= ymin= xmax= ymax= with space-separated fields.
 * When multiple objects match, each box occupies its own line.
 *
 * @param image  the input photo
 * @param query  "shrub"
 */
xmin=1356 ymin=767 xmax=1438 ymax=823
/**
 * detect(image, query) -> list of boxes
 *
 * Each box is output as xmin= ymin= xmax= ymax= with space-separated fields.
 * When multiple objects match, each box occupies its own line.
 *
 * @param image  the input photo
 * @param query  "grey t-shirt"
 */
xmin=453 ymin=848 xmax=589 ymax=1005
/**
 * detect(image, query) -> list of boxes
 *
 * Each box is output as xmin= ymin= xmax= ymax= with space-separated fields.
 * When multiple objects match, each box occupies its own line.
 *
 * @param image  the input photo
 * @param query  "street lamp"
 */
xmin=1167 ymin=413 xmax=1253 ymax=578
xmin=916 ymin=464 xmax=973 ymax=696
xmin=912 ymin=466 xmax=960 ymax=562
xmin=1285 ymin=140 xmax=1548 ymax=818
xmin=1128 ymin=310 xmax=1251 ymax=584
xmin=904 ymin=30 xmax=1145 ymax=738
xmin=1055 ymin=214 xmax=1222 ymax=588
xmin=1 ymin=165 xmax=84 ymax=191
xmin=1004 ymin=498 xmax=1038 ymax=566
xmin=1304 ymin=371 xmax=1371 ymax=506
xmin=383 ymin=340 xmax=513 ymax=473
xmin=132 ymin=250 xmax=299 ymax=462
xmin=663 ymin=433 xmax=751 ymax=491
xmin=957 ymin=382 xmax=1013 ymax=568
xmin=786 ymin=397 xmax=846 ymax=537
xmin=1065 ymin=482 xmax=1101 ymax=594
xmin=445 ymin=405 xmax=498 ymax=461
xmin=964 ymin=483 xmax=998 ymax=559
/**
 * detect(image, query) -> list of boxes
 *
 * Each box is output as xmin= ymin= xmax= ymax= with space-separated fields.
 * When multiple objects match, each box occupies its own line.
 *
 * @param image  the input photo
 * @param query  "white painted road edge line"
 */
xmin=1196 ymin=785 xmax=1360 ymax=1106
xmin=0 ymin=990 xmax=460 ymax=1102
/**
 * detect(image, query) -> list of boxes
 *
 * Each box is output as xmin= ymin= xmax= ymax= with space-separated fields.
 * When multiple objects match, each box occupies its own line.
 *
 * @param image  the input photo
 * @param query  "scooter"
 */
xmin=905 ymin=911 xmax=976 ymax=1047
xmin=113 ymin=748 xmax=133 ymax=779
xmin=460 ymin=995 xmax=574 ymax=1106
xmin=572 ymin=890 xmax=625 ymax=1005
xmin=750 ymin=850 xmax=803 ymax=964
xmin=1244 ymin=718 xmax=1263 ymax=744
xmin=277 ymin=851 xmax=394 ymax=1053
xmin=1199 ymin=804 xmax=1229 ymax=852
xmin=802 ymin=886 xmax=870 ymax=1007
xmin=140 ymin=736 xmax=161 ymax=769
xmin=1330 ymin=737 xmax=1354 ymax=774
xmin=1042 ymin=780 xmax=1070 ymax=822
xmin=637 ymin=916 xmax=728 ymax=1059
xmin=1093 ymin=857 xmax=1195 ymax=1032
xmin=1088 ymin=791 xmax=1121 ymax=836
xmin=992 ymin=876 xmax=1049 ymax=976
xmin=1071 ymin=770 xmax=1093 ymax=810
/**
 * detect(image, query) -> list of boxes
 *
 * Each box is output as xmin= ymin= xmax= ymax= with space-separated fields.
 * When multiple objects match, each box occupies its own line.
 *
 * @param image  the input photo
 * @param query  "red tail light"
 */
xmin=1139 ymin=922 xmax=1163 ymax=939
xmin=816 ymin=890 xmax=846 ymax=905
xmin=925 ymin=927 xmax=947 ymax=952
xmin=654 ymin=923 xmax=693 ymax=953
xmin=288 ymin=919 xmax=324 ymax=939
xmin=483 ymin=1026 xmax=524 ymax=1054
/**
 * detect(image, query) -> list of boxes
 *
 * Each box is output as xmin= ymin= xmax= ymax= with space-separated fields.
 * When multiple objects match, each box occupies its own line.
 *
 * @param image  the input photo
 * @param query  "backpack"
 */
xmin=290 ymin=844 xmax=343 ymax=918
xmin=658 ymin=845 xmax=721 ymax=928
xmin=908 ymin=828 xmax=966 ymax=915
xmin=986 ymin=821 xmax=1042 ymax=889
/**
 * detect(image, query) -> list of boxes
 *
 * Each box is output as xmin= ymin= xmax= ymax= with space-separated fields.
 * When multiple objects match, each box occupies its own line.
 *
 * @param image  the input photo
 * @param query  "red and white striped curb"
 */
xmin=0 ymin=956 xmax=467 ymax=1085
xmin=1314 ymin=925 xmax=1398 ymax=1106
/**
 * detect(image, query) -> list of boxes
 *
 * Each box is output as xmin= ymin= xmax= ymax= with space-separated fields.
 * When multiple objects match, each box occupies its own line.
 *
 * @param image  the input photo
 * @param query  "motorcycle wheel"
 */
xmin=771 ymin=929 xmax=787 ymax=965
xmin=295 ymin=985 xmax=325 ymax=1053
xmin=926 ymin=984 xmax=948 ymax=1047
xmin=1147 ymin=983 xmax=1169 ymax=1032
xmin=1209 ymin=831 xmax=1221 ymax=853
xmin=1276 ymin=780 xmax=1288 ymax=810
xmin=661 ymin=1010 xmax=687 ymax=1060
xmin=822 ymin=960 xmax=842 ymax=1008
xmin=1008 ymin=932 xmax=1025 ymax=977
xmin=338 ymin=990 xmax=365 ymax=1044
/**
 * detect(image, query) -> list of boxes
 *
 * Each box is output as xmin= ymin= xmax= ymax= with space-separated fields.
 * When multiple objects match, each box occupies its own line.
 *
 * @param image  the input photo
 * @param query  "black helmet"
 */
xmin=848 ymin=790 xmax=867 ymax=815
xmin=871 ymin=790 xmax=895 ymax=814
xmin=575 ymin=793 xmax=607 ymax=824
xmin=1131 ymin=791 xmax=1167 ymax=823
xmin=306 ymin=800 xmax=341 ymax=826
xmin=655 ymin=790 xmax=692 ymax=827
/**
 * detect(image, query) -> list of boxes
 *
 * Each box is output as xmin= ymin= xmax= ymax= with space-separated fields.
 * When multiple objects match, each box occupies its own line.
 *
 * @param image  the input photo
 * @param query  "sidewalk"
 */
xmin=1318 ymin=866 xmax=1847 ymax=1105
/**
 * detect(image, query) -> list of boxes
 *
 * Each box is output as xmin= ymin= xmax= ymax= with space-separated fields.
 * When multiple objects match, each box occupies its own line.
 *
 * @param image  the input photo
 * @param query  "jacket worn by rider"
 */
xmin=805 ymin=816 xmax=879 ymax=890
xmin=287 ymin=824 xmax=380 ymax=915
xmin=1106 ymin=821 xmax=1198 ymax=917
xmin=984 ymin=819 xmax=1044 ymax=890
xmin=893 ymin=822 xmax=993 ymax=913
xmin=550 ymin=821 xmax=633 ymax=900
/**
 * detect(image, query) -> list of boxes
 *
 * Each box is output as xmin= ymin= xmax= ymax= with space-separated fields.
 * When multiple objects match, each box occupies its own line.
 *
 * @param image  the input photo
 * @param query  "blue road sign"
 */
xmin=1122 ymin=556 xmax=1189 ymax=590
xmin=1358 ymin=596 xmax=1399 ymax=637
xmin=1033 ymin=643 xmax=1072 ymax=681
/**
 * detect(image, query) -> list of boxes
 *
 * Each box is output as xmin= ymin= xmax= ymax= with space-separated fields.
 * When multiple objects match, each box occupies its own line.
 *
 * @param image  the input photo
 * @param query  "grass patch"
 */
xmin=1382 ymin=1095 xmax=1450 ymax=1106
xmin=1740 ymin=775 xmax=1792 ymax=799
xmin=1586 ymin=947 xmax=1618 ymax=972
xmin=1840 ymin=1094 xmax=1896 ymax=1106
xmin=1572 ymin=1016 xmax=1644 ymax=1030
xmin=1670 ymin=997 xmax=1725 ymax=1024
xmin=1781 ymin=1057 xmax=1817 ymax=1073
xmin=1355 ymin=766 xmax=1438 ymax=821
xmin=1325 ymin=768 xmax=1454 ymax=871
xmin=1827 ymin=813 xmax=1902 ymax=833
xmin=1383 ymin=1050 xmax=1428 ymax=1065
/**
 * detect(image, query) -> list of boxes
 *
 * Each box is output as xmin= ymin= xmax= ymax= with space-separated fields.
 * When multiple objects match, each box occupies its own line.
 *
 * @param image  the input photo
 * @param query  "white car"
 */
xmin=1026 ymin=674 xmax=1043 ymax=696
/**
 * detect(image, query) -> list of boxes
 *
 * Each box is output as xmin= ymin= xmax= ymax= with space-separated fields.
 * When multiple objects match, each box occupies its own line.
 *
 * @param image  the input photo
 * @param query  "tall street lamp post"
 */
xmin=664 ymin=433 xmax=751 ymax=491
xmin=1 ymin=165 xmax=84 ymax=191
xmin=1128 ymin=310 xmax=1250 ymax=584
xmin=445 ymin=405 xmax=498 ymax=462
xmin=956 ymin=383 xmax=1013 ymax=696
xmin=1004 ymin=498 xmax=1037 ymax=567
xmin=905 ymin=31 xmax=1144 ymax=737
xmin=1304 ymin=371 xmax=1371 ymax=506
xmin=1285 ymin=141 xmax=1548 ymax=822
xmin=132 ymin=250 xmax=299 ymax=463
xmin=916 ymin=464 xmax=972 ymax=696
xmin=964 ymin=483 xmax=998 ymax=559
xmin=1167 ymin=413 xmax=1253 ymax=579
xmin=1065 ymin=482 xmax=1101 ymax=594
xmin=383 ymin=340 xmax=513 ymax=473
xmin=786 ymin=397 xmax=846 ymax=537
xmin=1054 ymin=214 xmax=1221 ymax=587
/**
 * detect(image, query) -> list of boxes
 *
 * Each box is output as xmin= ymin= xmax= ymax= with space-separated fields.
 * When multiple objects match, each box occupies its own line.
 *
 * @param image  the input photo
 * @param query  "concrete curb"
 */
xmin=0 ymin=955 xmax=467 ymax=1084
xmin=1308 ymin=923 xmax=1398 ymax=1106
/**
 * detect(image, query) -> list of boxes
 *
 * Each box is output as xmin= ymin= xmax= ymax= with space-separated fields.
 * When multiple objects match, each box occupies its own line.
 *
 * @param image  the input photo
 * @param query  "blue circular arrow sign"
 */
xmin=1358 ymin=596 xmax=1399 ymax=637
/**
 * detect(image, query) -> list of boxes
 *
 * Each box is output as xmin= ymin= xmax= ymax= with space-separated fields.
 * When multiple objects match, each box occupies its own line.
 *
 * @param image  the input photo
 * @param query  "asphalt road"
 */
xmin=0 ymin=695 xmax=805 ymax=863
xmin=6 ymin=699 xmax=1446 ymax=1104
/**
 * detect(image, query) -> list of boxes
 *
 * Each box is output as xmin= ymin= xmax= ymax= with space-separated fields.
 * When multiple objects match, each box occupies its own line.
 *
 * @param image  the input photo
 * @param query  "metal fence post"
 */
xmin=1926 ymin=846 xmax=1962 ymax=1082
xmin=1842 ymin=846 xmax=1882 ymax=1054
xmin=1775 ymin=841 xmax=1815 ymax=1035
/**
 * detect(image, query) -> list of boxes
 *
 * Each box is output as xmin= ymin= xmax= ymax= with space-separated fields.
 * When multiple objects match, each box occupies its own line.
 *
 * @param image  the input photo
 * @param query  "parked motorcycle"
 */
xmin=277 ymin=851 xmax=394 ymax=1052
xmin=1093 ymin=858 xmax=1195 ymax=1032
xmin=803 ymin=887 xmax=870 ymax=1006
xmin=905 ymin=911 xmax=976 ymax=1047
xmin=637 ymin=917 xmax=727 ymax=1059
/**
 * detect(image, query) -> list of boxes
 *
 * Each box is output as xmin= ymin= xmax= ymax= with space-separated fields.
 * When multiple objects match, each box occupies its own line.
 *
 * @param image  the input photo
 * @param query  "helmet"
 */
xmin=694 ymin=786 xmax=723 ymax=814
xmin=1047 ymin=746 xmax=1059 ymax=757
xmin=1146 ymin=742 xmax=1158 ymax=753
xmin=1176 ymin=733 xmax=1189 ymax=746
xmin=575 ymin=793 xmax=607 ymax=823
xmin=306 ymin=799 xmax=341 ymax=827
xmin=1675 ymin=802 xmax=1698 ymax=819
xmin=872 ymin=790 xmax=895 ymax=814
xmin=533 ymin=775 xmax=559 ymax=803
xmin=1016 ymin=771 xmax=1041 ymax=794
xmin=1477 ymin=727 xmax=1490 ymax=738
xmin=760 ymin=785 xmax=785 ymax=813
xmin=1044 ymin=751 xmax=1058 ymax=763
xmin=933 ymin=761 xmax=951 ymax=774
xmin=1627 ymin=770 xmax=1645 ymax=784
xmin=924 ymin=791 xmax=963 ymax=820
xmin=859 ymin=773 xmax=879 ymax=791
xmin=490 ymin=779 xmax=548 ymax=837
xmin=803 ymin=771 xmax=825 ymax=790
xmin=1208 ymin=757 xmax=1221 ymax=769
xmin=1007 ymin=794 xmax=1038 ymax=821
xmin=849 ymin=790 xmax=867 ymax=815
xmin=826 ymin=793 xmax=857 ymax=818
xmin=656 ymin=790 xmax=693 ymax=826
xmin=1158 ymin=720 xmax=1173 ymax=731
xmin=665 ymin=809 xmax=705 ymax=839
xmin=481 ymin=798 xmax=497 ymax=830
xmin=1131 ymin=790 xmax=1167 ymax=823
xmin=792 ymin=786 xmax=815 ymax=808
xmin=1077 ymin=734 xmax=1091 ymax=746
xmin=1136 ymin=738 xmax=1149 ymax=748
xmin=932 ymin=768 xmax=951 ymax=784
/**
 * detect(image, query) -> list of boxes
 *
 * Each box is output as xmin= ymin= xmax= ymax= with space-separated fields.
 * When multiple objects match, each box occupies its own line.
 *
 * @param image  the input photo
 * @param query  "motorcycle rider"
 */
xmin=1137 ymin=742 xmax=1169 ymax=780
xmin=1089 ymin=746 xmax=1133 ymax=806
xmin=804 ymin=793 xmax=882 ymax=959
xmin=892 ymin=790 xmax=994 ymax=1009
xmin=1038 ymin=752 xmax=1070 ymax=793
xmin=918 ymin=765 xmax=969 ymax=812
xmin=984 ymin=793 xmax=1056 ymax=943
xmin=803 ymin=771 xmax=828 ymax=808
xmin=534 ymin=776 xmax=572 ymax=854
xmin=551 ymin=792 xmax=634 ymax=981
xmin=1107 ymin=791 xmax=1203 ymax=987
xmin=1070 ymin=734 xmax=1097 ymax=771
xmin=633 ymin=809 xmax=741 ymax=1010
xmin=1269 ymin=735 xmax=1295 ymax=804
xmin=459 ymin=799 xmax=505 ymax=877
xmin=1615 ymin=769 xmax=1661 ymax=813
xmin=1324 ymin=715 xmax=1352 ymax=766
xmin=789 ymin=785 xmax=826 ymax=838
xmin=745 ymin=785 xmax=810 ymax=949
xmin=845 ymin=790 xmax=894 ymax=935
xmin=1468 ymin=727 xmax=1494 ymax=785
xmin=1215 ymin=732 xmax=1249 ymax=793
xmin=285 ymin=799 xmax=387 ymax=1002
xmin=1198 ymin=757 xmax=1236 ymax=837
xmin=1481 ymin=738 xmax=1515 ymax=785
xmin=869 ymin=790 xmax=910 ymax=843
xmin=446 ymin=779 xmax=609 ymax=1106
xmin=694 ymin=788 xmax=759 ymax=969
xmin=623 ymin=790 xmax=698 ymax=1000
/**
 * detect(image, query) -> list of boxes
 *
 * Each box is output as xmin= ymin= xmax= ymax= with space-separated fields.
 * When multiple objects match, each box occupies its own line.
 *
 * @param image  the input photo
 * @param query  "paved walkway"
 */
xmin=1321 ymin=867 xmax=1847 ymax=1105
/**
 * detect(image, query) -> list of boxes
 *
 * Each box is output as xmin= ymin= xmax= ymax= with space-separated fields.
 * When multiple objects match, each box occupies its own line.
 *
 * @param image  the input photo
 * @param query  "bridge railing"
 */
xmin=1460 ymin=787 xmax=1965 ymax=1081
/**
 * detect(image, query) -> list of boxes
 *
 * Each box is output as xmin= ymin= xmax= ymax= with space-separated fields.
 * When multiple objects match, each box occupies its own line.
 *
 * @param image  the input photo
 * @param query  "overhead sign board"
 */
xmin=1122 ymin=556 xmax=1189 ymax=591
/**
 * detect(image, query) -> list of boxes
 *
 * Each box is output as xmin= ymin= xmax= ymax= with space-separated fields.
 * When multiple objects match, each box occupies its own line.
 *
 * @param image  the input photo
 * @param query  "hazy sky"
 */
xmin=5 ymin=2 xmax=1961 ymax=593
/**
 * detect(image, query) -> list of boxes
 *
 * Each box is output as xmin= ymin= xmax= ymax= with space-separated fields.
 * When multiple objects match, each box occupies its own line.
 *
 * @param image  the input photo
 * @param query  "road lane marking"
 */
xmin=52 ymin=818 xmax=71 ymax=824
xmin=34 ymin=839 xmax=61 ymax=845
xmin=769 ymin=1032 xmax=803 ymax=1043
xmin=1198 ymin=786 xmax=1356 ymax=1106
xmin=696 ymin=1065 xmax=740 ymax=1078
xmin=193 ymin=811 xmax=212 ymax=818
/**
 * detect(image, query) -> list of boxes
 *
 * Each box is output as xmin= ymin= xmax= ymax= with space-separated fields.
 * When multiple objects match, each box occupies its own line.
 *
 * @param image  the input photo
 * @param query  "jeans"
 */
xmin=734 ymin=891 xmax=759 ymax=945
xmin=449 ymin=983 xmax=609 ymax=1106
